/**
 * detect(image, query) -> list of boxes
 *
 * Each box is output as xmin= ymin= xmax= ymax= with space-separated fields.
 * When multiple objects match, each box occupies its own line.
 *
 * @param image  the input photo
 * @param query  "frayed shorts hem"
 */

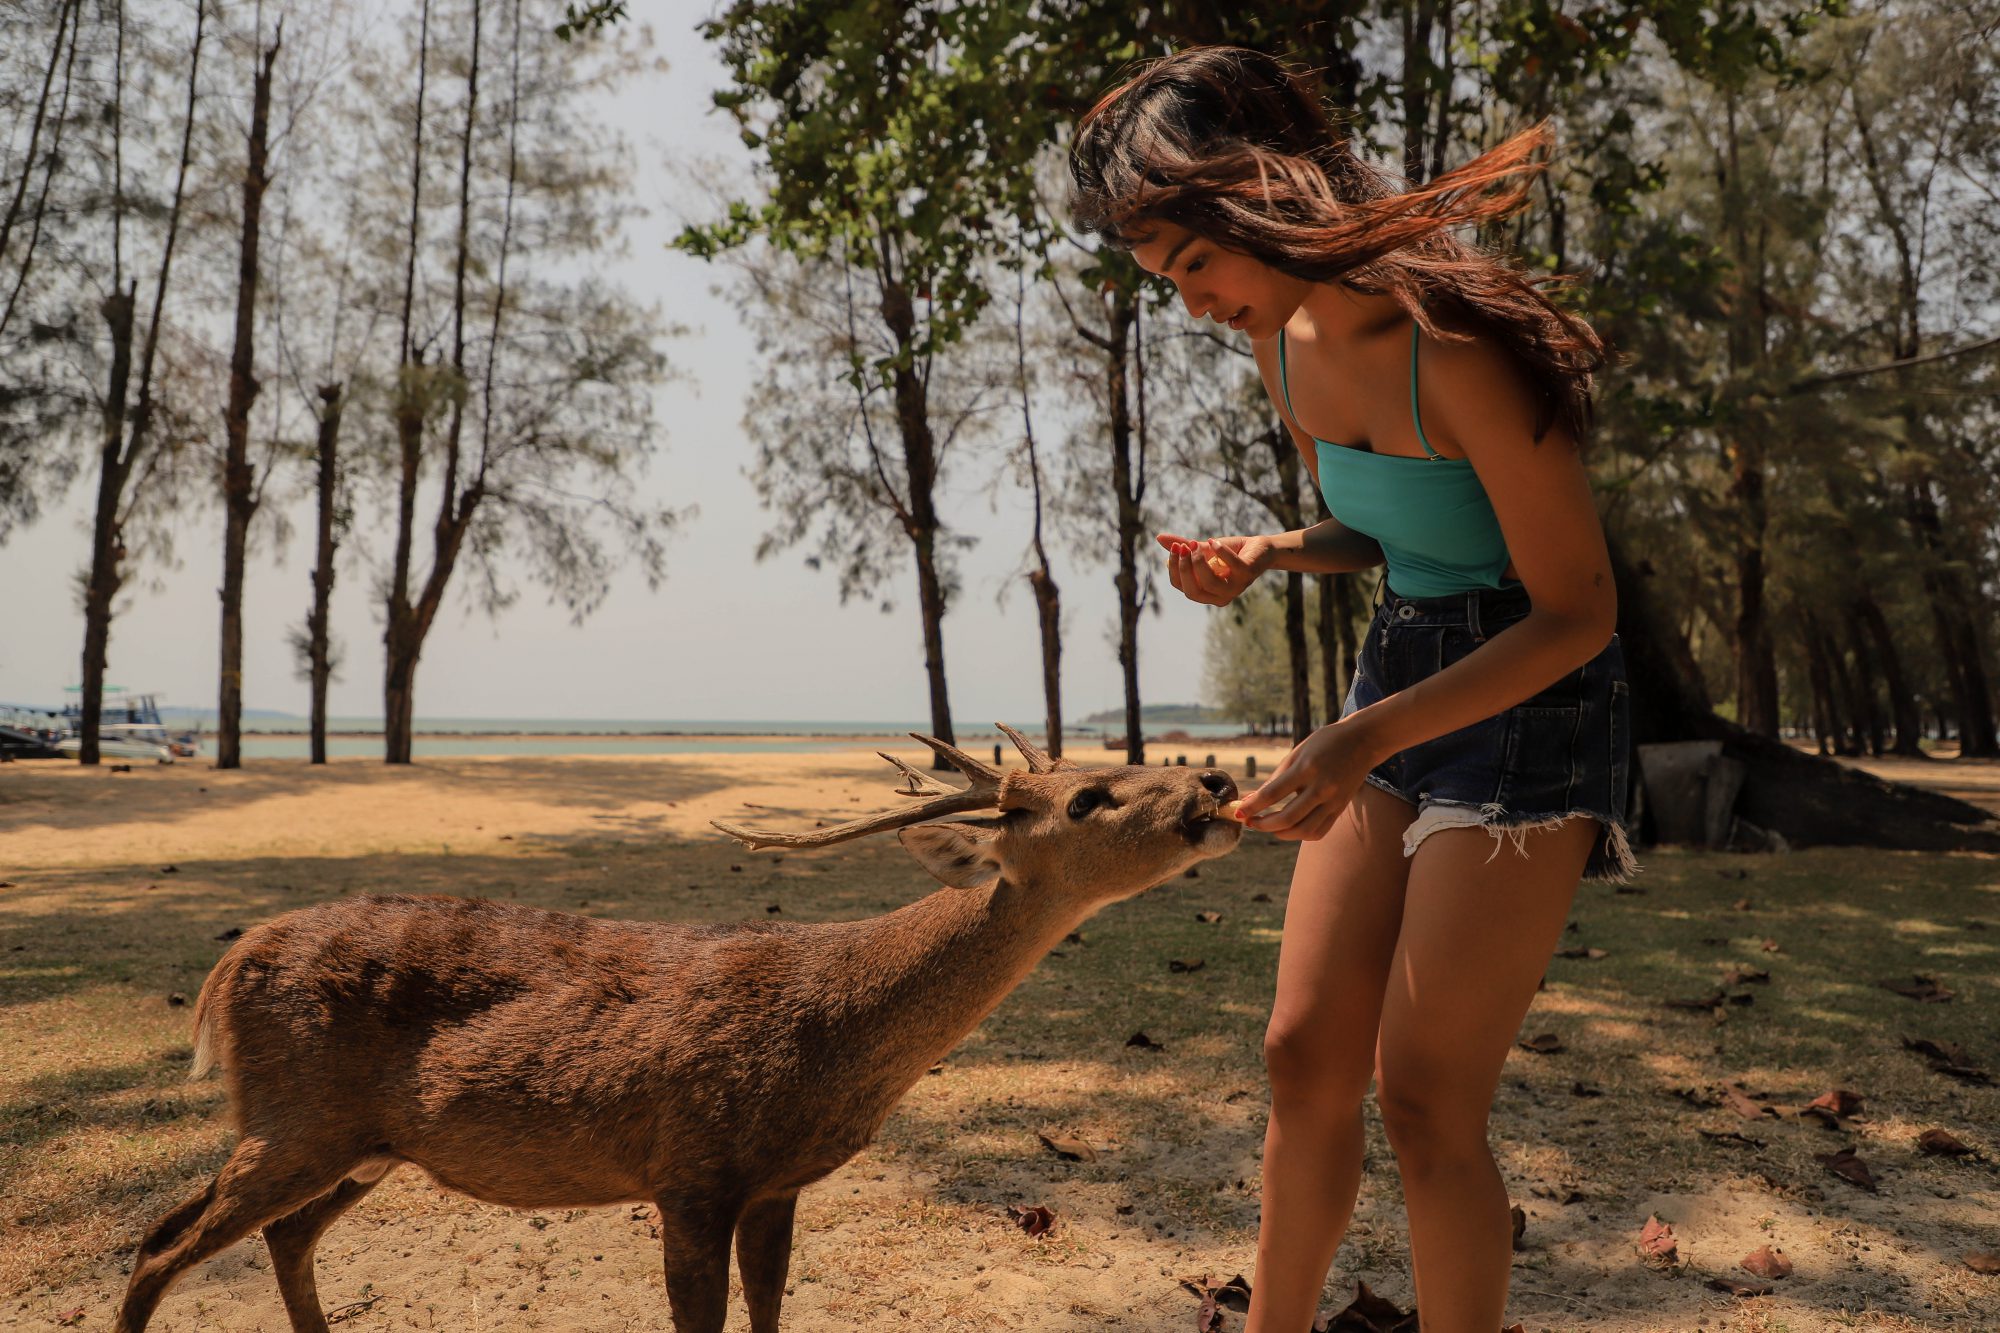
xmin=1361 ymin=776 xmax=1639 ymax=884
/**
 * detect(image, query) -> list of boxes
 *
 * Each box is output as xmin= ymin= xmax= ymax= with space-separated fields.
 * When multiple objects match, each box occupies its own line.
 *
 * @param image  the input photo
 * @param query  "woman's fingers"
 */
xmin=1186 ymin=544 xmax=1231 ymax=599
xmin=1235 ymin=768 xmax=1301 ymax=823
xmin=1209 ymin=540 xmax=1255 ymax=578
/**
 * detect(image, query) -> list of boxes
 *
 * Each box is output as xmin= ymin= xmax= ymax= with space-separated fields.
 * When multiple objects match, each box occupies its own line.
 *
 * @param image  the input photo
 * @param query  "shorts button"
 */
xmin=1396 ymin=604 xmax=1417 ymax=621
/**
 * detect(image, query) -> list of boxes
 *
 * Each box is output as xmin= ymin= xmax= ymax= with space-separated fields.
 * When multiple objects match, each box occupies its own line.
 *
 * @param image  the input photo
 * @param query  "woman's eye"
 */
xmin=1066 ymin=789 xmax=1107 ymax=819
xmin=1185 ymin=258 xmax=1205 ymax=274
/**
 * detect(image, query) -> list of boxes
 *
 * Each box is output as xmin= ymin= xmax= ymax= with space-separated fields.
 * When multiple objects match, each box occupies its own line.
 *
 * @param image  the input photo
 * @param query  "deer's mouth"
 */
xmin=1178 ymin=797 xmax=1238 ymax=847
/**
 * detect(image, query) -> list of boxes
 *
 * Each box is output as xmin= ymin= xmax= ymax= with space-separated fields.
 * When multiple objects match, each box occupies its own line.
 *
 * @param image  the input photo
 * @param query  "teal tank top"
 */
xmin=1279 ymin=322 xmax=1516 ymax=599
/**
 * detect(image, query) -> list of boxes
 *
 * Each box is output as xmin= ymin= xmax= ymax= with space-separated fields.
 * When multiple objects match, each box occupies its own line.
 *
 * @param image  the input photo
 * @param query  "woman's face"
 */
xmin=1130 ymin=221 xmax=1310 ymax=339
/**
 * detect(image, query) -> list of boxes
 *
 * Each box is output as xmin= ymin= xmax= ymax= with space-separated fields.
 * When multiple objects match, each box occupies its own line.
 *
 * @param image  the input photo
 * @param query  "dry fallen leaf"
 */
xmin=1125 ymin=1031 xmax=1164 ymax=1051
xmin=1965 ymin=1251 xmax=2000 ymax=1275
xmin=1315 ymin=1280 xmax=1416 ymax=1333
xmin=1880 ymin=974 xmax=1954 ymax=1002
xmin=1722 ymin=1082 xmax=1773 ymax=1120
xmin=1742 ymin=1244 xmax=1793 ymax=1278
xmin=1037 ymin=1132 xmax=1097 ymax=1163
xmin=1518 ymin=1033 xmax=1564 ymax=1055
xmin=1665 ymin=989 xmax=1727 ymax=1010
xmin=1195 ymin=910 xmax=1222 ymax=923
xmin=1168 ymin=958 xmax=1206 ymax=974
xmin=1720 ymin=967 xmax=1769 ymax=986
xmin=1008 ymin=1203 xmax=1055 ymax=1237
xmin=1178 ymin=1273 xmax=1254 ymax=1315
xmin=1510 ymin=1205 xmax=1527 ymax=1251
xmin=1815 ymin=1147 xmax=1879 ymax=1192
xmin=1706 ymin=1276 xmax=1774 ymax=1297
xmin=1917 ymin=1128 xmax=1973 ymax=1156
xmin=1554 ymin=945 xmax=1608 ymax=960
xmin=1638 ymin=1214 xmax=1678 ymax=1264
xmin=1805 ymin=1088 xmax=1865 ymax=1119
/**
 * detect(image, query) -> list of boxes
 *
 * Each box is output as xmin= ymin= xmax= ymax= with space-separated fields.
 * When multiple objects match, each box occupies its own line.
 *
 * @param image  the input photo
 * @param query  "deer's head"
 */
xmin=712 ymin=725 xmax=1242 ymax=905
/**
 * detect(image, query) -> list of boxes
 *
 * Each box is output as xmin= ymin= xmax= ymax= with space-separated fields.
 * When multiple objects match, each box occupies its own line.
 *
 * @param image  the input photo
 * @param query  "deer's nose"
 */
xmin=1198 ymin=770 xmax=1236 ymax=801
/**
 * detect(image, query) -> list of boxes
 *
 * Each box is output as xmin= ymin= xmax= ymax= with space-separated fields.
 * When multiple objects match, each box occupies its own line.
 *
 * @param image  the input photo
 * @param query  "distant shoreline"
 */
xmin=235 ymin=727 xmax=1281 ymax=746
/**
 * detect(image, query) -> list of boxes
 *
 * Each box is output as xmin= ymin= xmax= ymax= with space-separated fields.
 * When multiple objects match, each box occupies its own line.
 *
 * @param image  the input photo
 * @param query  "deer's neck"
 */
xmin=823 ymin=878 xmax=1080 ymax=1091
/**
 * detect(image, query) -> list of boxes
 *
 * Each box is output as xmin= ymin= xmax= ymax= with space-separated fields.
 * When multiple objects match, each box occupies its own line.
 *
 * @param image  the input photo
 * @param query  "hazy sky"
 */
xmin=0 ymin=1 xmax=1225 ymax=725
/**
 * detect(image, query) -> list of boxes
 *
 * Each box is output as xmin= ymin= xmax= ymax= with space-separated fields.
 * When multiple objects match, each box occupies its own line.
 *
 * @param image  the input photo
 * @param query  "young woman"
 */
xmin=1069 ymin=46 xmax=1633 ymax=1333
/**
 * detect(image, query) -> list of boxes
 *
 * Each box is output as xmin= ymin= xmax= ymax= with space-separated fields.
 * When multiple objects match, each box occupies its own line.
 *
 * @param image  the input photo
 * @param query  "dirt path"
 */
xmin=2 ymin=752 xmax=1994 ymax=1331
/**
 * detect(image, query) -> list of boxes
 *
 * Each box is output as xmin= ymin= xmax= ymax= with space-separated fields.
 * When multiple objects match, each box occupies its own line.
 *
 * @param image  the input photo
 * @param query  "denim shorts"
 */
xmin=1340 ymin=582 xmax=1637 ymax=883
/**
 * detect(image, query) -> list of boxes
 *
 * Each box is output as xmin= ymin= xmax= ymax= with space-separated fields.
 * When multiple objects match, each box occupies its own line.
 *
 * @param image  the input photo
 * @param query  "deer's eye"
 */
xmin=1066 ymin=788 xmax=1109 ymax=820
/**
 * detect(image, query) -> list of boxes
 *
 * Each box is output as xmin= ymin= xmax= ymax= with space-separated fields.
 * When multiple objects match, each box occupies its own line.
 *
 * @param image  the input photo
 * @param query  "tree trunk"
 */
xmin=1029 ymin=568 xmax=1062 ymax=758
xmin=1814 ymin=611 xmax=1864 ymax=756
xmin=1284 ymin=571 xmax=1311 ymax=743
xmin=1014 ymin=251 xmax=1061 ymax=759
xmin=78 ymin=286 xmax=138 ymax=767
xmin=216 ymin=29 xmax=279 ymax=770
xmin=878 ymin=262 xmax=956 ymax=767
xmin=1105 ymin=287 xmax=1143 ymax=763
xmin=1840 ymin=607 xmax=1885 ymax=757
xmin=1728 ymin=437 xmax=1779 ymax=736
xmin=1615 ymin=537 xmax=1996 ymax=850
xmin=1853 ymin=591 xmax=1923 ymax=756
xmin=307 ymin=384 xmax=344 ymax=765
xmin=1905 ymin=473 xmax=1998 ymax=757
xmin=1274 ymin=439 xmax=1309 ymax=742
xmin=1316 ymin=573 xmax=1341 ymax=722
xmin=1801 ymin=616 xmax=1837 ymax=755
xmin=384 ymin=0 xmax=432 ymax=765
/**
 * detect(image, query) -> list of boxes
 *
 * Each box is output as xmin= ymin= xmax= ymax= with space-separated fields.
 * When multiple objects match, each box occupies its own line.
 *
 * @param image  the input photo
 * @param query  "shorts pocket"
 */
xmin=1497 ymin=705 xmax=1584 ymax=811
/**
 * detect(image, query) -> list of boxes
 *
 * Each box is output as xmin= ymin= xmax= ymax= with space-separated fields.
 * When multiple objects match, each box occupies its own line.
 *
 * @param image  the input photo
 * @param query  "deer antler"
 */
xmin=994 ymin=722 xmax=1073 ymax=774
xmin=711 ymin=734 xmax=1004 ymax=850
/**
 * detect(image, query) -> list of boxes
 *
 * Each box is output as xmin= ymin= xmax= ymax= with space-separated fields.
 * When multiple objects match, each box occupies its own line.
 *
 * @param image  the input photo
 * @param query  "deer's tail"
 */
xmin=188 ymin=945 xmax=241 ymax=1081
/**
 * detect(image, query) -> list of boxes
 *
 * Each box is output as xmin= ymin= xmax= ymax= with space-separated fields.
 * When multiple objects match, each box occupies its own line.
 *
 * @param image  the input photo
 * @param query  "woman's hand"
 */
xmin=1232 ymin=718 xmax=1386 ymax=842
xmin=1157 ymin=532 xmax=1272 ymax=606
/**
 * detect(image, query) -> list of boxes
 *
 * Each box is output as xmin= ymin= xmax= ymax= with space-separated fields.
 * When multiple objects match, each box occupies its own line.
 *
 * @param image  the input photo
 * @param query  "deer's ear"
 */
xmin=899 ymin=821 xmax=1004 ymax=889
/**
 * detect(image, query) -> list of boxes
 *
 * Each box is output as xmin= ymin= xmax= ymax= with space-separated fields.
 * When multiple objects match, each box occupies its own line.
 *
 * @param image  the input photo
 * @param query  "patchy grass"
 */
xmin=0 ymin=754 xmax=1995 ymax=1330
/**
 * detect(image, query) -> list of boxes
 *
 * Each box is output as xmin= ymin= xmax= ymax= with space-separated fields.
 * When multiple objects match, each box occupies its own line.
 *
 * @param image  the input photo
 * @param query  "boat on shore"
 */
xmin=2 ymin=691 xmax=200 ymax=762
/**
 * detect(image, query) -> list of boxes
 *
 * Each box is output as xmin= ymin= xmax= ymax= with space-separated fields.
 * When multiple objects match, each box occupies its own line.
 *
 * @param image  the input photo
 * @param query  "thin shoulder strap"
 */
xmin=1410 ymin=321 xmax=1442 ymax=460
xmin=1278 ymin=327 xmax=1300 ymax=425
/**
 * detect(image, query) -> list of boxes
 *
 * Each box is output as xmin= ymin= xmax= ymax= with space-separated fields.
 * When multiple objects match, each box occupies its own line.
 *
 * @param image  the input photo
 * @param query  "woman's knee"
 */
xmin=1262 ymin=1012 xmax=1372 ymax=1106
xmin=1374 ymin=1065 xmax=1491 ymax=1163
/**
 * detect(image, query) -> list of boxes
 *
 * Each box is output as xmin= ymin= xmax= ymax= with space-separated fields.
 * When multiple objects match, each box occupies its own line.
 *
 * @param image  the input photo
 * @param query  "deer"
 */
xmin=115 ymin=725 xmax=1243 ymax=1333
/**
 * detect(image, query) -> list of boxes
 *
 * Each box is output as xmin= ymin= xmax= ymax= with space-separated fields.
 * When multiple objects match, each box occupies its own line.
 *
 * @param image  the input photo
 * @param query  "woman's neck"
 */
xmin=1292 ymin=282 xmax=1407 ymax=346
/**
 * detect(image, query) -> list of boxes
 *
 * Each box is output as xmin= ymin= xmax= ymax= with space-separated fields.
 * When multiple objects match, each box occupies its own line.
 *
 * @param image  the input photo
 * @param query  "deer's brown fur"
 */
xmin=115 ymin=733 xmax=1241 ymax=1332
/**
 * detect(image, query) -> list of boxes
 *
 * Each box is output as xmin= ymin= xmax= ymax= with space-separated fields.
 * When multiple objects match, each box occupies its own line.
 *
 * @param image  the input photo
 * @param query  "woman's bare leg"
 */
xmin=1245 ymin=784 xmax=1416 ymax=1333
xmin=1373 ymin=819 xmax=1595 ymax=1333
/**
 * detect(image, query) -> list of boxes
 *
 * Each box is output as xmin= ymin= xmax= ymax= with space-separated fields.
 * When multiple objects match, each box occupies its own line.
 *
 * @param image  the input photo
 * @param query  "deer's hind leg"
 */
xmin=655 ymin=1198 xmax=737 ymax=1333
xmin=735 ymin=1193 xmax=798 ymax=1333
xmin=263 ymin=1165 xmax=394 ymax=1332
xmin=113 ymin=1137 xmax=354 ymax=1333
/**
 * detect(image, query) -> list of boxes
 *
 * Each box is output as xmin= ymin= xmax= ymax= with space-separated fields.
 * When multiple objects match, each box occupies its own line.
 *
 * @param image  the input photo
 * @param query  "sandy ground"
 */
xmin=1 ymin=743 xmax=1995 ymax=1332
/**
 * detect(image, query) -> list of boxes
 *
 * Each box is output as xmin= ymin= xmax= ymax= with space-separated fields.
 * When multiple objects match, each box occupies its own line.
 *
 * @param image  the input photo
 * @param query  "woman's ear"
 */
xmin=898 ymin=821 xmax=1005 ymax=889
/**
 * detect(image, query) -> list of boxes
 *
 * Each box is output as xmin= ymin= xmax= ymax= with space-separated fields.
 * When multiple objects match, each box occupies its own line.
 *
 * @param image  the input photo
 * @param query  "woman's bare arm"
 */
xmin=1336 ymin=331 xmax=1615 ymax=766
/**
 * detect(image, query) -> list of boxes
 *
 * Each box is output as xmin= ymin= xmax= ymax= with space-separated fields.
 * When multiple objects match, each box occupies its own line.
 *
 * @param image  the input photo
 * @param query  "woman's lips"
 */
xmin=1226 ymin=306 xmax=1249 ymax=329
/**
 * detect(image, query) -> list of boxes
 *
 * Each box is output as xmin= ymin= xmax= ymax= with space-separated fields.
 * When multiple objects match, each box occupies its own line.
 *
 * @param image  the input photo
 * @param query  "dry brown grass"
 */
xmin=1 ymin=750 xmax=1996 ymax=1331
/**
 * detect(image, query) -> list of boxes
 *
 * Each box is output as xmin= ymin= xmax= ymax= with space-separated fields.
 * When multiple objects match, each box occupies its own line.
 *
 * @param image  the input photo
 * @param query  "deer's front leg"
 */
xmin=734 ymin=1193 xmax=798 ymax=1333
xmin=656 ymin=1198 xmax=736 ymax=1333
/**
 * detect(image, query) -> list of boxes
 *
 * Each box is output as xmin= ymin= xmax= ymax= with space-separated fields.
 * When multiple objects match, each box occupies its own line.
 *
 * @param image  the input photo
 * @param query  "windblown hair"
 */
xmin=1068 ymin=45 xmax=1606 ymax=444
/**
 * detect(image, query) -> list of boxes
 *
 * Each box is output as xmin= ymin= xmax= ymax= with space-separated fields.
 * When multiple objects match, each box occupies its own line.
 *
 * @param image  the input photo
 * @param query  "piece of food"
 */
xmin=1218 ymin=799 xmax=1246 ymax=820
xmin=1207 ymin=554 xmax=1233 ymax=578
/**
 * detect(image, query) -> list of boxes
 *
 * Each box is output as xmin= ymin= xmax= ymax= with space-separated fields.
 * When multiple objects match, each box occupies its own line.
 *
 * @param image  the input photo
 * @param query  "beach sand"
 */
xmin=1 ymin=746 xmax=1994 ymax=1331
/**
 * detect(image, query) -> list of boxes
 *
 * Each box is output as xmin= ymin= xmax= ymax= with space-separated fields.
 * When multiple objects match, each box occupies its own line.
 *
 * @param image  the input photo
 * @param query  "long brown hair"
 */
xmin=1068 ymin=45 xmax=1605 ymax=444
